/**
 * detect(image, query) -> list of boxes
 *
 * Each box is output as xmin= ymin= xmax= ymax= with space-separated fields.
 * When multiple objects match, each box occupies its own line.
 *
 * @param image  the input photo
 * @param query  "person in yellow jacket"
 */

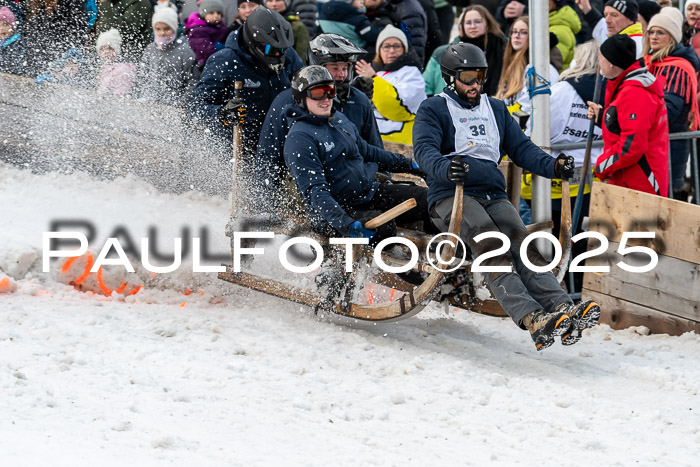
xmin=355 ymin=25 xmax=426 ymax=144
xmin=549 ymin=0 xmax=582 ymax=70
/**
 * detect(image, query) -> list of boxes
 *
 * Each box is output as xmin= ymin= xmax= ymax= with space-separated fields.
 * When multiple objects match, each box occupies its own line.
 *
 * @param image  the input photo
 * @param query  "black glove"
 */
xmin=408 ymin=161 xmax=426 ymax=178
xmin=447 ymin=156 xmax=470 ymax=184
xmin=554 ymin=154 xmax=576 ymax=180
xmin=218 ymin=97 xmax=247 ymax=126
xmin=355 ymin=211 xmax=396 ymax=247
xmin=351 ymin=76 xmax=374 ymax=99
xmin=549 ymin=32 xmax=559 ymax=49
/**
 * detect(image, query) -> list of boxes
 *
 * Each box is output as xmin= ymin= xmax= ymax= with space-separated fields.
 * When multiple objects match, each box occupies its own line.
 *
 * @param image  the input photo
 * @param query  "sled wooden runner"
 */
xmin=219 ymin=186 xmax=464 ymax=322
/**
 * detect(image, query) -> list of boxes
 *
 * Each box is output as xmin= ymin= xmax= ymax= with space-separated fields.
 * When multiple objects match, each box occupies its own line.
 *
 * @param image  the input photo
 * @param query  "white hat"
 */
xmin=152 ymin=6 xmax=179 ymax=32
xmin=647 ymin=6 xmax=683 ymax=43
xmin=376 ymin=24 xmax=409 ymax=55
xmin=686 ymin=0 xmax=700 ymax=10
xmin=96 ymin=28 xmax=122 ymax=55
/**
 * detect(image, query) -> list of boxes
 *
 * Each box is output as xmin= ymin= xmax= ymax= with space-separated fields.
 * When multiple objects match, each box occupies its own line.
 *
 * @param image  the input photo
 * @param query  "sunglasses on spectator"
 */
xmin=456 ymin=70 xmax=486 ymax=86
xmin=380 ymin=43 xmax=404 ymax=51
xmin=307 ymin=84 xmax=336 ymax=100
xmin=263 ymin=44 xmax=286 ymax=56
xmin=510 ymin=29 xmax=528 ymax=37
xmin=464 ymin=19 xmax=484 ymax=27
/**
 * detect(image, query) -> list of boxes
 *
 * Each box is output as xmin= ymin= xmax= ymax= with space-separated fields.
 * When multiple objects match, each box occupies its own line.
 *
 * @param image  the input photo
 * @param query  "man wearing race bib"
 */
xmin=413 ymin=43 xmax=601 ymax=351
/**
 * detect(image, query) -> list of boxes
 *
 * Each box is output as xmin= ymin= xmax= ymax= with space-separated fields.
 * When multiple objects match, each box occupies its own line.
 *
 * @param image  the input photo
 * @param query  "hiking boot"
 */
xmin=555 ymin=300 xmax=601 ymax=346
xmin=522 ymin=309 xmax=572 ymax=351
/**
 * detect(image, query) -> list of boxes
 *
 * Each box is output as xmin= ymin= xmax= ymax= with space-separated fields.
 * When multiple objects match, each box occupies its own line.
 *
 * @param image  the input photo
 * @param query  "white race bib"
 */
xmin=439 ymin=92 xmax=501 ymax=164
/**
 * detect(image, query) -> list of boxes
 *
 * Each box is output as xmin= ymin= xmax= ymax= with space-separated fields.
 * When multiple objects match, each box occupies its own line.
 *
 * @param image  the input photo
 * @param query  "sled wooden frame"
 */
xmin=219 ymin=185 xmax=464 ymax=322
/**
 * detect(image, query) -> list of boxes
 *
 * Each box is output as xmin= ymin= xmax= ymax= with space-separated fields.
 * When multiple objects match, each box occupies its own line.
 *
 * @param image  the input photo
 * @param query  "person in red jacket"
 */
xmin=588 ymin=34 xmax=670 ymax=197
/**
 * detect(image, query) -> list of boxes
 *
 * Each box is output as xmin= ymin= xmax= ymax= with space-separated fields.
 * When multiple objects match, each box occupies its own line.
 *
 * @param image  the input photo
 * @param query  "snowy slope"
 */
xmin=1 ymin=164 xmax=699 ymax=466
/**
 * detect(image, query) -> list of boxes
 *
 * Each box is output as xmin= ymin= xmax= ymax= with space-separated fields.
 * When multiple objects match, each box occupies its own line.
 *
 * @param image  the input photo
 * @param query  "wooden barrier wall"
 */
xmin=583 ymin=182 xmax=700 ymax=335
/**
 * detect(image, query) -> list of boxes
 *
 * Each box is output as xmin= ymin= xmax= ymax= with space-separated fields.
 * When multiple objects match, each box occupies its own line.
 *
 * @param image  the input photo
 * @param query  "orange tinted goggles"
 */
xmin=308 ymin=84 xmax=336 ymax=100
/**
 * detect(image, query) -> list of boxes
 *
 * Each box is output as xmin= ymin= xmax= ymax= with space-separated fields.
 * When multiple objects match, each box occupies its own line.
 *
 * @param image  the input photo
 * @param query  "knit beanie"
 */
xmin=637 ymin=1 xmax=661 ymax=24
xmin=96 ymin=28 xmax=122 ymax=56
xmin=199 ymin=0 xmax=224 ymax=15
xmin=647 ymin=6 xmax=683 ymax=43
xmin=686 ymin=0 xmax=700 ymax=11
xmin=604 ymin=0 xmax=639 ymax=22
xmin=0 ymin=6 xmax=16 ymax=27
xmin=152 ymin=6 xmax=179 ymax=32
xmin=376 ymin=25 xmax=409 ymax=55
xmin=238 ymin=0 xmax=264 ymax=5
xmin=600 ymin=34 xmax=637 ymax=70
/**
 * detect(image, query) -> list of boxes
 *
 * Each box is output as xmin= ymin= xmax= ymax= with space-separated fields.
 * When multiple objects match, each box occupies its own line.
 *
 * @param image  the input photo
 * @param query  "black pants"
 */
xmin=350 ymin=182 xmax=433 ymax=227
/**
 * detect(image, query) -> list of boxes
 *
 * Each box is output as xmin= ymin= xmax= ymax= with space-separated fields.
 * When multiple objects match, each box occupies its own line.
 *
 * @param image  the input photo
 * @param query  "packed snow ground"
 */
xmin=1 ymin=164 xmax=699 ymax=466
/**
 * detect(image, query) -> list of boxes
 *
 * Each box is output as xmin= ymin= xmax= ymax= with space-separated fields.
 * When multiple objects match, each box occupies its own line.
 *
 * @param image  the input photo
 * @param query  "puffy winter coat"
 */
xmin=413 ymin=88 xmax=557 ymax=209
xmin=594 ymin=61 xmax=669 ymax=197
xmin=319 ymin=1 xmax=381 ymax=49
xmin=187 ymin=28 xmax=304 ymax=145
xmin=284 ymin=106 xmax=413 ymax=234
xmin=423 ymin=33 xmax=505 ymax=97
xmin=549 ymin=5 xmax=581 ymax=70
xmin=372 ymin=49 xmax=427 ymax=144
xmin=135 ymin=37 xmax=200 ymax=107
xmin=97 ymin=0 xmax=152 ymax=62
xmin=522 ymin=73 xmax=603 ymax=201
xmin=289 ymin=0 xmax=318 ymax=34
xmin=0 ymin=33 xmax=26 ymax=76
xmin=184 ymin=12 xmax=229 ymax=66
xmin=98 ymin=61 xmax=137 ymax=97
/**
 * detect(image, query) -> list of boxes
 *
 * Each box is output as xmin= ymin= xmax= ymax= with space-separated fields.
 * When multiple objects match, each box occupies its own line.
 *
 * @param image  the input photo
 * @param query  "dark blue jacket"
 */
xmin=413 ymin=89 xmax=557 ymax=209
xmin=284 ymin=107 xmax=413 ymax=234
xmin=256 ymin=86 xmax=383 ymax=197
xmin=187 ymin=28 xmax=304 ymax=145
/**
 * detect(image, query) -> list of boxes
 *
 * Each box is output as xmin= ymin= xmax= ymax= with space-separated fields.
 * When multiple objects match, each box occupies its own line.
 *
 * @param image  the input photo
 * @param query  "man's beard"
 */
xmin=455 ymin=85 xmax=481 ymax=106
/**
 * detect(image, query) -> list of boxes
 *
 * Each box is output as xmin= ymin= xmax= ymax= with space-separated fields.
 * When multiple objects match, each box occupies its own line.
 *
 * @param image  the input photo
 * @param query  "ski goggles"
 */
xmin=455 ymin=69 xmax=486 ymax=86
xmin=263 ymin=44 xmax=286 ymax=57
xmin=307 ymin=84 xmax=336 ymax=100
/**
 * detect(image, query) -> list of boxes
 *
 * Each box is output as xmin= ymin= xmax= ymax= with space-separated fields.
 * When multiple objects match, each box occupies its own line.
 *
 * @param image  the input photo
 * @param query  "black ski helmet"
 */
xmin=307 ymin=34 xmax=366 ymax=101
xmin=291 ymin=65 xmax=335 ymax=110
xmin=440 ymin=43 xmax=488 ymax=88
xmin=242 ymin=7 xmax=294 ymax=74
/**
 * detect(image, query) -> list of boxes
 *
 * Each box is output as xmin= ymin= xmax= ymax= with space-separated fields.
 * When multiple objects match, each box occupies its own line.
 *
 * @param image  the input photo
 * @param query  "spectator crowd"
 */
xmin=0 ymin=1 xmax=697 ymax=201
